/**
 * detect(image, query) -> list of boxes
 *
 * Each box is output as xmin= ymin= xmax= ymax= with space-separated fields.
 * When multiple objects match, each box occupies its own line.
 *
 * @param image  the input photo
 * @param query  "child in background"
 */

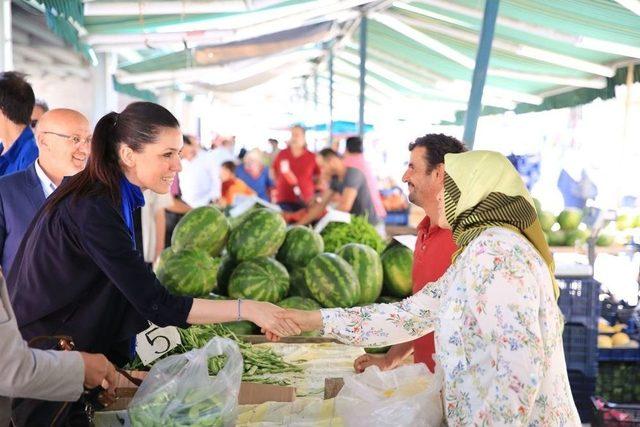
xmin=220 ymin=161 xmax=255 ymax=207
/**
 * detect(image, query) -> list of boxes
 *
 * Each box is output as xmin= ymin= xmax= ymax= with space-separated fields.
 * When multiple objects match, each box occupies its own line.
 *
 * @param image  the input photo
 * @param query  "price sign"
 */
xmin=393 ymin=234 xmax=417 ymax=250
xmin=135 ymin=323 xmax=181 ymax=365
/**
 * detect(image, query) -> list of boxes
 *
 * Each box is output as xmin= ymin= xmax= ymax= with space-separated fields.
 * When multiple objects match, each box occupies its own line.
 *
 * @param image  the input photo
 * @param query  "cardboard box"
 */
xmin=97 ymin=371 xmax=295 ymax=418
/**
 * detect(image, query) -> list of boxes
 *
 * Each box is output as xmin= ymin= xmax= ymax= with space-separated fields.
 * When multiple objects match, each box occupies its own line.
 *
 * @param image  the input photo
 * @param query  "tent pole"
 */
xmin=358 ymin=13 xmax=368 ymax=139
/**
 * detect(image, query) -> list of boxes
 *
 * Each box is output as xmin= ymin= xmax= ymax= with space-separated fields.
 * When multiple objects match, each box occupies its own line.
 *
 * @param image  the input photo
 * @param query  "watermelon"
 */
xmin=171 ymin=206 xmax=230 ymax=257
xmin=216 ymin=255 xmax=236 ymax=296
xmin=538 ymin=211 xmax=556 ymax=232
xmin=305 ymin=253 xmax=360 ymax=308
xmin=288 ymin=267 xmax=313 ymax=298
xmin=277 ymin=297 xmax=322 ymax=336
xmin=228 ymin=209 xmax=287 ymax=261
xmin=557 ymin=208 xmax=583 ymax=231
xmin=277 ymin=296 xmax=322 ymax=310
xmin=154 ymin=247 xmax=174 ymax=273
xmin=228 ymin=257 xmax=289 ymax=303
xmin=277 ymin=226 xmax=324 ymax=269
xmin=156 ymin=249 xmax=221 ymax=297
xmin=220 ymin=321 xmax=259 ymax=336
xmin=337 ymin=243 xmax=383 ymax=305
xmin=381 ymin=246 xmax=413 ymax=298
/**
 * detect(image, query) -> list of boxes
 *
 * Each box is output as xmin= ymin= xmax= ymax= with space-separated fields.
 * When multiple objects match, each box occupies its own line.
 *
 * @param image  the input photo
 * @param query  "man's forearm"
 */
xmin=166 ymin=199 xmax=191 ymax=214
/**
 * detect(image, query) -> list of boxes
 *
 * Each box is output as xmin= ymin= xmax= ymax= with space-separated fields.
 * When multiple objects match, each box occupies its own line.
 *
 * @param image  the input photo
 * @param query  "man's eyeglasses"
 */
xmin=42 ymin=131 xmax=92 ymax=147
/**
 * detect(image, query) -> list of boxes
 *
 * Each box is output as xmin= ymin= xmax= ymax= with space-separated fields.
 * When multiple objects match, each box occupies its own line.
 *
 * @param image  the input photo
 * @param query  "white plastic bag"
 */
xmin=335 ymin=363 xmax=443 ymax=427
xmin=128 ymin=337 xmax=243 ymax=427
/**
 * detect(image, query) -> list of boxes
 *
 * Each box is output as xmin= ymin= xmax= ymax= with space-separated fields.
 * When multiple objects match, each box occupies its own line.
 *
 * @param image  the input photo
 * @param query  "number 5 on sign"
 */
xmin=135 ymin=323 xmax=181 ymax=365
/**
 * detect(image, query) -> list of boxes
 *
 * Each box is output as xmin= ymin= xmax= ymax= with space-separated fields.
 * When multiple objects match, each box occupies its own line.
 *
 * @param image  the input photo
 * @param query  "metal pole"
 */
xmin=313 ymin=68 xmax=318 ymax=110
xmin=92 ymin=52 xmax=118 ymax=123
xmin=0 ymin=0 xmax=12 ymax=71
xmin=358 ymin=14 xmax=368 ymax=139
xmin=462 ymin=0 xmax=500 ymax=149
xmin=328 ymin=46 xmax=334 ymax=145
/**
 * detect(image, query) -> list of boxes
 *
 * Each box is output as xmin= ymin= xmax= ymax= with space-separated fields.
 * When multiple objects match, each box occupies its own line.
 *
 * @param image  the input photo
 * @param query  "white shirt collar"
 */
xmin=34 ymin=159 xmax=57 ymax=198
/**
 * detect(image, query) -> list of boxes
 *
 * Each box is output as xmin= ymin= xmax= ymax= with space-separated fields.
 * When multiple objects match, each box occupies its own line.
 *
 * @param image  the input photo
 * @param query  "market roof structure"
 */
xmin=14 ymin=0 xmax=640 ymax=121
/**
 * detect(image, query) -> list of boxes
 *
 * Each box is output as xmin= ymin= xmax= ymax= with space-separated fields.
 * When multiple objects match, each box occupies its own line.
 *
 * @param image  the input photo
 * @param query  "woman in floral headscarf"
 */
xmin=277 ymin=150 xmax=580 ymax=426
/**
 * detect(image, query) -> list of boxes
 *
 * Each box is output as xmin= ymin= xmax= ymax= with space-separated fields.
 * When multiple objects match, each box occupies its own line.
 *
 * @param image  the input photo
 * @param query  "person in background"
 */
xmin=272 ymin=125 xmax=320 ymax=211
xmin=0 ymin=108 xmax=91 ymax=274
xmin=178 ymin=134 xmax=220 ymax=208
xmin=0 ymin=272 xmax=118 ymax=427
xmin=236 ymin=148 xmax=273 ymax=202
xmin=30 ymin=99 xmax=49 ymax=129
xmin=354 ymin=134 xmax=465 ymax=374
xmin=219 ymin=161 xmax=255 ymax=207
xmin=267 ymin=138 xmax=279 ymax=166
xmin=141 ymin=189 xmax=173 ymax=268
xmin=296 ymin=148 xmax=381 ymax=231
xmin=0 ymin=72 xmax=38 ymax=176
xmin=7 ymin=102 xmax=298 ymax=424
xmin=343 ymin=136 xmax=386 ymax=222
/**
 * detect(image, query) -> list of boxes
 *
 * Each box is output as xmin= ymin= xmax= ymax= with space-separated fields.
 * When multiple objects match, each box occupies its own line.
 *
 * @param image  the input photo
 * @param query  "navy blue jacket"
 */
xmin=0 ymin=162 xmax=46 ymax=274
xmin=7 ymin=181 xmax=193 ymax=366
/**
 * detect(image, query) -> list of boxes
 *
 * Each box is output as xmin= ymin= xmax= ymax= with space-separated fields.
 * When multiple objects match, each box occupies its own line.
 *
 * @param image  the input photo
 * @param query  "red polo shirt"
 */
xmin=412 ymin=216 xmax=457 ymax=372
xmin=272 ymin=147 xmax=320 ymax=204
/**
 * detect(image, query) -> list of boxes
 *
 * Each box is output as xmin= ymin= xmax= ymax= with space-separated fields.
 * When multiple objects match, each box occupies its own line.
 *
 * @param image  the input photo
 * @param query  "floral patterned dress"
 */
xmin=321 ymin=227 xmax=581 ymax=426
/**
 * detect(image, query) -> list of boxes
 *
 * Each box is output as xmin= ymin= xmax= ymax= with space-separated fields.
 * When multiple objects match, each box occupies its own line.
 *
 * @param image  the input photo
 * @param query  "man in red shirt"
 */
xmin=272 ymin=125 xmax=320 ymax=212
xmin=354 ymin=134 xmax=466 ymax=373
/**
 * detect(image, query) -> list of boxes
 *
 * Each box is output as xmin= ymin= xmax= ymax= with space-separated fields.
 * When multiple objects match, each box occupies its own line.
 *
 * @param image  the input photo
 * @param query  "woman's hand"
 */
xmin=275 ymin=309 xmax=323 ymax=334
xmin=242 ymin=300 xmax=301 ymax=337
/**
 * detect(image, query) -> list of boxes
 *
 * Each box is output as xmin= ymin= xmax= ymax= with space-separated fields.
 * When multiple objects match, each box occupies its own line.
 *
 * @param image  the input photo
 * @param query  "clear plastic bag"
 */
xmin=335 ymin=363 xmax=443 ymax=427
xmin=128 ymin=337 xmax=243 ymax=427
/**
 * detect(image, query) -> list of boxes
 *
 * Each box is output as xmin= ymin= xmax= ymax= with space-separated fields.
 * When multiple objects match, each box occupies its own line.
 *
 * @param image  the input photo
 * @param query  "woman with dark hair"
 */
xmin=7 ymin=102 xmax=298 ymax=425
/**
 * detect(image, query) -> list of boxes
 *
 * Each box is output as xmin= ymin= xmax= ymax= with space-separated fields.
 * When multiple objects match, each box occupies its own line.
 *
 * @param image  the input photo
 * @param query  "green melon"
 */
xmin=216 ymin=255 xmax=236 ymax=296
xmin=288 ymin=267 xmax=313 ymax=298
xmin=154 ymin=247 xmax=174 ymax=273
xmin=156 ymin=249 xmax=221 ymax=297
xmin=547 ymin=230 xmax=567 ymax=247
xmin=228 ymin=257 xmax=289 ymax=303
xmin=337 ymin=243 xmax=383 ymax=305
xmin=381 ymin=246 xmax=413 ymax=298
xmin=228 ymin=209 xmax=287 ymax=261
xmin=538 ymin=211 xmax=557 ymax=232
xmin=364 ymin=346 xmax=390 ymax=354
xmin=277 ymin=226 xmax=324 ymax=269
xmin=557 ymin=208 xmax=583 ymax=231
xmin=597 ymin=233 xmax=615 ymax=247
xmin=171 ymin=206 xmax=230 ymax=257
xmin=305 ymin=253 xmax=360 ymax=308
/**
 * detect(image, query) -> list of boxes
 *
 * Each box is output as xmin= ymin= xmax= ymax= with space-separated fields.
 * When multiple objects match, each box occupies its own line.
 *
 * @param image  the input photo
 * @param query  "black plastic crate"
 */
xmin=568 ymin=369 xmax=596 ymax=423
xmin=600 ymin=348 xmax=640 ymax=363
xmin=592 ymin=397 xmax=640 ymax=426
xmin=557 ymin=276 xmax=601 ymax=327
xmin=563 ymin=323 xmax=598 ymax=376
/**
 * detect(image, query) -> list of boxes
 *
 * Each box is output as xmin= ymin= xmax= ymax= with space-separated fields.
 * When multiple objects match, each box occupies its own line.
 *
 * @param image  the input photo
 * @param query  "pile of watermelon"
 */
xmin=159 ymin=207 xmax=414 ymax=338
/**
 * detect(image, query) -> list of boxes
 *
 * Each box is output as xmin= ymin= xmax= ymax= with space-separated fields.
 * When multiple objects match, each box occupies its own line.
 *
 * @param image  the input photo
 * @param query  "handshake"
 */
xmin=248 ymin=301 xmax=324 ymax=341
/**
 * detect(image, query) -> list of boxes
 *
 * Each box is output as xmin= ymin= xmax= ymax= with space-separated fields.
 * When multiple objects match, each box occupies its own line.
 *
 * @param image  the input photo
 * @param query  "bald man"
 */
xmin=0 ymin=109 xmax=91 ymax=274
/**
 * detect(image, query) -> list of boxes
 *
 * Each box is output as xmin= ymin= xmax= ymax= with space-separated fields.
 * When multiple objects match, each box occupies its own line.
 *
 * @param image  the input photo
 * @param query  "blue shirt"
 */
xmin=0 ymin=126 xmax=38 ymax=177
xmin=236 ymin=164 xmax=273 ymax=201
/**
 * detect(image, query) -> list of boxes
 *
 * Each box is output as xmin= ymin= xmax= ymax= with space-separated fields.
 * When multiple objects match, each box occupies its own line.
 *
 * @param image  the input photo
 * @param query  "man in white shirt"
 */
xmin=0 ymin=109 xmax=90 ymax=273
xmin=141 ymin=189 xmax=173 ymax=266
xmin=178 ymin=135 xmax=222 ymax=208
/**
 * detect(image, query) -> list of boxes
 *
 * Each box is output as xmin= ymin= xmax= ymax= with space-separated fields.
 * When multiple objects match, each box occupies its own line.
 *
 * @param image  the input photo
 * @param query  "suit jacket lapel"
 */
xmin=24 ymin=163 xmax=46 ymax=211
